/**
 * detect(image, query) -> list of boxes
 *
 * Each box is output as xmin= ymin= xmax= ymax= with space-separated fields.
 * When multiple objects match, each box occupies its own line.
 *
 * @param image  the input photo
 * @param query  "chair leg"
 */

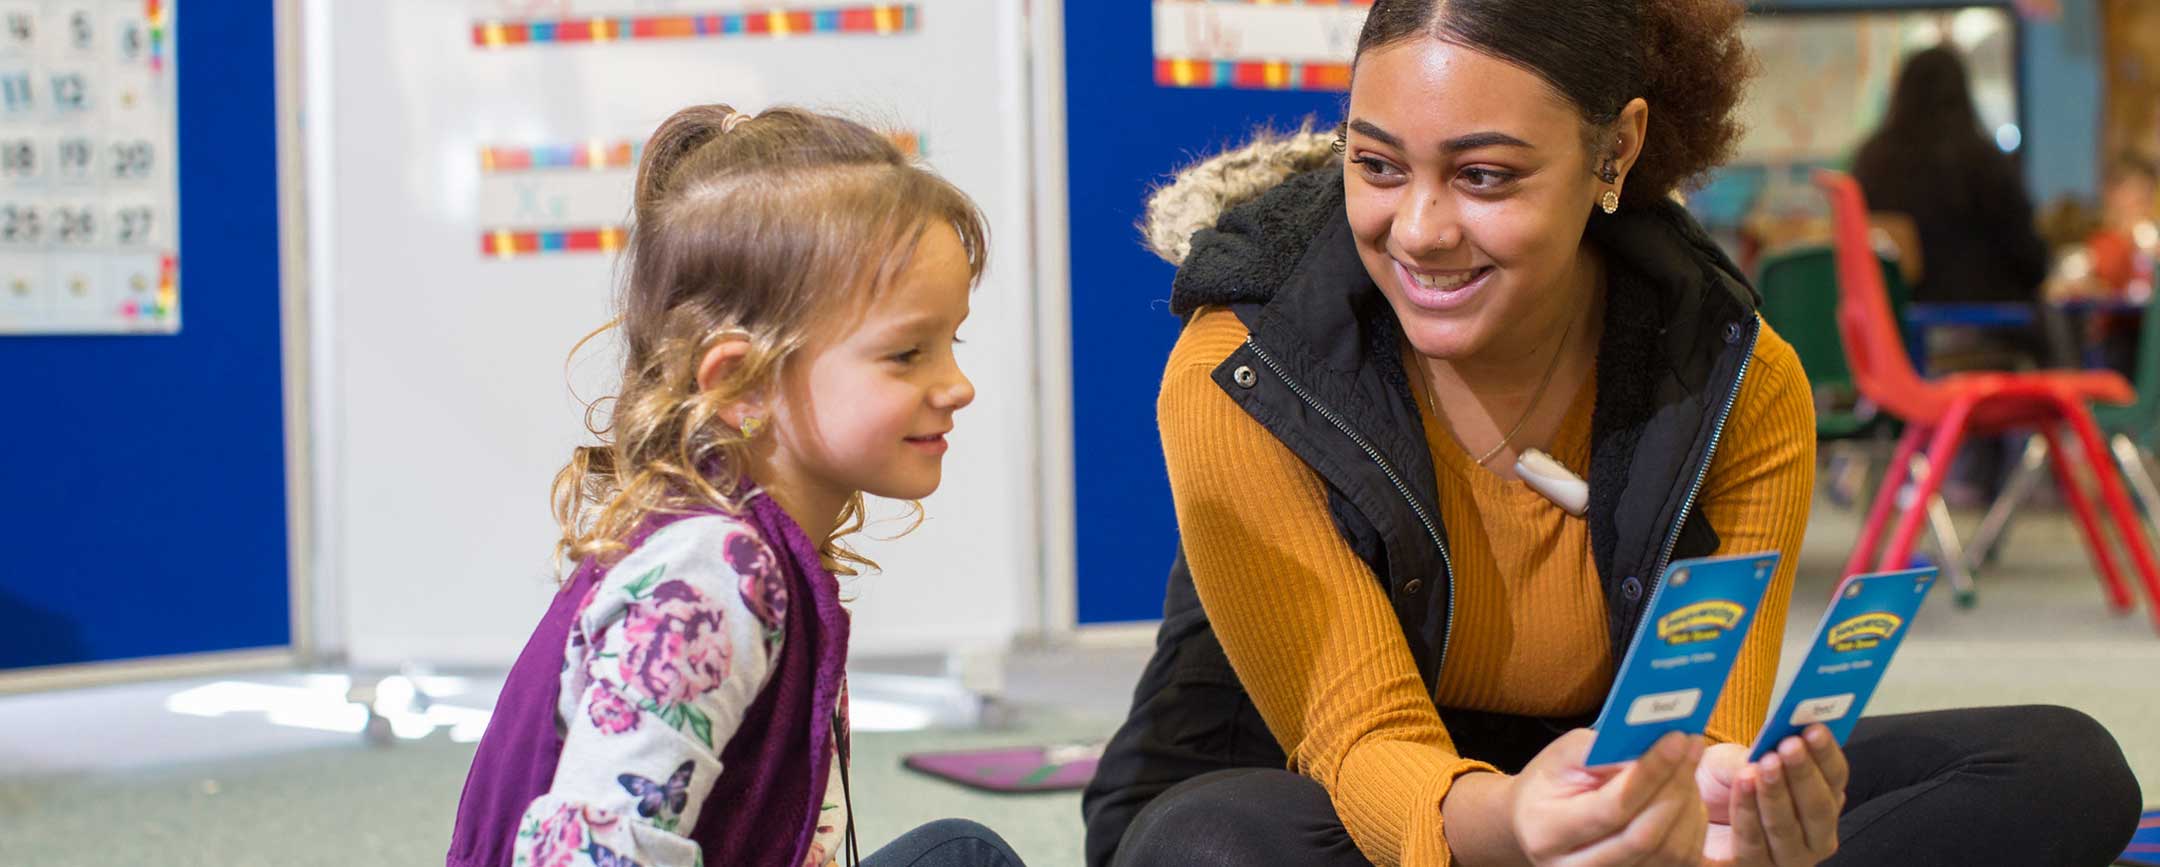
xmin=1966 ymin=433 xmax=2049 ymax=571
xmin=1848 ymin=425 xmax=1926 ymax=579
xmin=2108 ymin=434 xmax=2160 ymax=532
xmin=1912 ymin=453 xmax=1979 ymax=606
xmin=1877 ymin=406 xmax=1974 ymax=574
xmin=2059 ymin=403 xmax=2160 ymax=630
xmin=2041 ymin=425 xmax=2137 ymax=613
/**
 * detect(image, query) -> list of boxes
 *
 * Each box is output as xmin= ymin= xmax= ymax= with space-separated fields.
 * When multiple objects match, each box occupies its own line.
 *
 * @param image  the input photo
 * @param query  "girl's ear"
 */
xmin=696 ymin=336 xmax=750 ymax=392
xmin=697 ymin=335 xmax=765 ymax=430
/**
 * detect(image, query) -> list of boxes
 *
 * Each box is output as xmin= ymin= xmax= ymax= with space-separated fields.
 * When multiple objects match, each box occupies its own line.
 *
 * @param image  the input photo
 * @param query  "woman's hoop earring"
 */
xmin=1600 ymin=190 xmax=1621 ymax=215
xmin=1331 ymin=121 xmax=1347 ymax=155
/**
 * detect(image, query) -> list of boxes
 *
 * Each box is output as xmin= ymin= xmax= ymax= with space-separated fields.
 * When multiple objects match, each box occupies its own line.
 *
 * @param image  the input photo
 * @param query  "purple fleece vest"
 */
xmin=446 ymin=493 xmax=850 ymax=867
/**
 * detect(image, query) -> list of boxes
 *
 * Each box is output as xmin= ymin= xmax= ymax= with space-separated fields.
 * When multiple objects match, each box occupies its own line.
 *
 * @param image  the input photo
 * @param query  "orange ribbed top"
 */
xmin=1157 ymin=307 xmax=1816 ymax=866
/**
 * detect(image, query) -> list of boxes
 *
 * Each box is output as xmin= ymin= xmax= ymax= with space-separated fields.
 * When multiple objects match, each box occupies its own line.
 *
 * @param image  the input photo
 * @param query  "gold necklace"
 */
xmin=1425 ymin=314 xmax=1578 ymax=466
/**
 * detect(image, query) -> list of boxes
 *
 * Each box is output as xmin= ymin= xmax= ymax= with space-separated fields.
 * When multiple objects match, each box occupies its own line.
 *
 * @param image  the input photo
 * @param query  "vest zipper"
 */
xmin=1244 ymin=337 xmax=1459 ymax=679
xmin=1633 ymin=319 xmax=1760 ymax=641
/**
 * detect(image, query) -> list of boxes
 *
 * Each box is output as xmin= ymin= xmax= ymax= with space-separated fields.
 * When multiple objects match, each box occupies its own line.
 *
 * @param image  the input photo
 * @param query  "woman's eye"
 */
xmin=1353 ymin=156 xmax=1403 ymax=179
xmin=1460 ymin=167 xmax=1518 ymax=190
xmin=890 ymin=348 xmax=922 ymax=364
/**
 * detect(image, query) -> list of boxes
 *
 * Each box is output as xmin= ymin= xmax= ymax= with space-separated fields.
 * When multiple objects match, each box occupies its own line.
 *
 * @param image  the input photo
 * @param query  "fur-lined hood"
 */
xmin=1142 ymin=129 xmax=1339 ymax=266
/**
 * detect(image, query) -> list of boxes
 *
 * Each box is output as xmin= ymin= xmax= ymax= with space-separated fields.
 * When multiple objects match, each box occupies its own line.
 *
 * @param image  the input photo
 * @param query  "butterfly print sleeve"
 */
xmin=512 ymin=515 xmax=792 ymax=867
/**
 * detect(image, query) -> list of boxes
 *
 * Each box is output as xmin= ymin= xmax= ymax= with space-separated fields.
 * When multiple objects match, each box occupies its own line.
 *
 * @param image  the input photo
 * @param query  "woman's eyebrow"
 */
xmin=1348 ymin=119 xmax=1534 ymax=154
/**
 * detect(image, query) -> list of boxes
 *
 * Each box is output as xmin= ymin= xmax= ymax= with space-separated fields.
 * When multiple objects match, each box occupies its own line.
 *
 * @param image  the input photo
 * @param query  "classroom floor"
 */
xmin=3 ymin=502 xmax=2157 ymax=866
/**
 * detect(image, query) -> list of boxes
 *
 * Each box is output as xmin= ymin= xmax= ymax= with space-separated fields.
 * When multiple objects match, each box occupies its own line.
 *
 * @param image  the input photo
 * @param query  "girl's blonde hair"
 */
xmin=552 ymin=104 xmax=989 ymax=574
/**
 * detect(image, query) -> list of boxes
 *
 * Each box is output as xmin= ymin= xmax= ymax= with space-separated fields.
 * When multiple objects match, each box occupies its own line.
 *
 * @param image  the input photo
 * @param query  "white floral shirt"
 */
xmin=511 ymin=516 xmax=849 ymax=867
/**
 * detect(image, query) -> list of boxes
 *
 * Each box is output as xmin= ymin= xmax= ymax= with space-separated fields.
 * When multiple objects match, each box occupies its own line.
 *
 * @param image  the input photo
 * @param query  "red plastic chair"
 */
xmin=1818 ymin=170 xmax=2160 ymax=631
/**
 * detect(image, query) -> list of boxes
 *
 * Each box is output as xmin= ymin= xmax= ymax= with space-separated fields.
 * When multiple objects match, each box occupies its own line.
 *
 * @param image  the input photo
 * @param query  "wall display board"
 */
xmin=1 ymin=1 xmax=292 ymax=674
xmin=318 ymin=0 xmax=1036 ymax=666
xmin=465 ymin=3 xmax=925 ymax=260
xmin=1151 ymin=0 xmax=1364 ymax=91
xmin=1065 ymin=0 xmax=1361 ymax=624
xmin=1737 ymin=7 xmax=2020 ymax=165
xmin=0 ymin=0 xmax=177 ymax=335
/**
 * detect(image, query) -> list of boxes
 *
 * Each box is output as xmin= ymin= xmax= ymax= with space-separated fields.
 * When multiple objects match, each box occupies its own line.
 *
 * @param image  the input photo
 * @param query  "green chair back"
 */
xmin=2095 ymin=291 xmax=2160 ymax=442
xmin=1756 ymin=245 xmax=1909 ymax=439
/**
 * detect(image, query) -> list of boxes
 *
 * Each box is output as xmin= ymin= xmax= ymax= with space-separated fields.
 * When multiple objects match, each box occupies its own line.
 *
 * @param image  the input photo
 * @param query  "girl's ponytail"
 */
xmin=632 ymin=103 xmax=744 ymax=215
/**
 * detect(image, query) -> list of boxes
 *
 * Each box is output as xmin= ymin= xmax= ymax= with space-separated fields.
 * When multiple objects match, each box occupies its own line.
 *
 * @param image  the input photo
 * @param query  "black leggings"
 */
xmin=860 ymin=819 xmax=1026 ymax=867
xmin=1111 ymin=706 xmax=2142 ymax=867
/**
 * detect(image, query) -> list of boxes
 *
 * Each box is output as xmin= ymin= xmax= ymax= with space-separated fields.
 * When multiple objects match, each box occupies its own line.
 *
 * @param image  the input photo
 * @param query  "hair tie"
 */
xmin=721 ymin=111 xmax=753 ymax=134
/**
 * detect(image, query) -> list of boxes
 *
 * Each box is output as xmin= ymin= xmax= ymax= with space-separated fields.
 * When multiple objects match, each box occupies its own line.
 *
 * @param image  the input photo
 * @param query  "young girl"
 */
xmin=447 ymin=105 xmax=1027 ymax=867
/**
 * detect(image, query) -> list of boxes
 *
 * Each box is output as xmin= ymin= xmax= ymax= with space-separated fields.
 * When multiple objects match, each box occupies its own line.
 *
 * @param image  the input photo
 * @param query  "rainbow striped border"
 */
xmin=473 ymin=5 xmax=918 ymax=48
xmin=483 ymin=227 xmax=627 ymax=258
xmin=481 ymin=130 xmax=923 ymax=173
xmin=117 ymin=253 xmax=178 ymax=321
xmin=146 ymin=0 xmax=167 ymax=73
xmin=482 ymin=142 xmax=641 ymax=172
xmin=1156 ymin=58 xmax=1352 ymax=91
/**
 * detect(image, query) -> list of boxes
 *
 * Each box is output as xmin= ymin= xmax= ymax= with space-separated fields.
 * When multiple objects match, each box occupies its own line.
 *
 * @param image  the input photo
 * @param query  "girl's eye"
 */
xmin=1460 ymin=167 xmax=1519 ymax=191
xmin=890 ymin=348 xmax=923 ymax=365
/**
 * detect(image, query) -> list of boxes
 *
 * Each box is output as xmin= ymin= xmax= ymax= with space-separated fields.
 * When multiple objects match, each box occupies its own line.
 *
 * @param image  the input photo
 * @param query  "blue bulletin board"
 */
xmin=0 ymin=3 xmax=291 ymax=670
xmin=1066 ymin=1 xmax=1355 ymax=624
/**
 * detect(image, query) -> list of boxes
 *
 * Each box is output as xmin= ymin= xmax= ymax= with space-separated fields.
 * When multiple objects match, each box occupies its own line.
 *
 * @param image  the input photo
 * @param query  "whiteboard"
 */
xmin=311 ymin=0 xmax=1038 ymax=667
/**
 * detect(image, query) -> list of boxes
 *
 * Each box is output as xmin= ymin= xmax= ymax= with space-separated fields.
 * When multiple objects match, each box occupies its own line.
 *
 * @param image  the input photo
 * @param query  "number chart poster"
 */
xmin=0 ymin=0 xmax=175 ymax=335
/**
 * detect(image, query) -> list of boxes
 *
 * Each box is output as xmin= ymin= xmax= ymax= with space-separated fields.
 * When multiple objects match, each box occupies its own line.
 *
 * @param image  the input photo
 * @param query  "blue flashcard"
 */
xmin=1587 ymin=552 xmax=1779 ymax=766
xmin=1748 ymin=567 xmax=1936 ymax=761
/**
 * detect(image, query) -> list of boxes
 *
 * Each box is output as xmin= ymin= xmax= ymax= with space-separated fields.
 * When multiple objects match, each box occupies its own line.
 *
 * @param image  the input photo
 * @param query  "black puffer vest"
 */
xmin=1081 ymin=166 xmax=1764 ymax=867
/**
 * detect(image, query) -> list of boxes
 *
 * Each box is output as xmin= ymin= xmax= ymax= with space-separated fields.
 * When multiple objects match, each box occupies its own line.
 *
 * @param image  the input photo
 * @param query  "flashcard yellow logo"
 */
xmin=1656 ymin=600 xmax=1746 ymax=645
xmin=1827 ymin=613 xmax=1902 ymax=651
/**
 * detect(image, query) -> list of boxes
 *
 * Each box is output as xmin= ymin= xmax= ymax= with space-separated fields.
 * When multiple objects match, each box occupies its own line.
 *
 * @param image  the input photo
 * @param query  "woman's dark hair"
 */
xmin=1353 ymin=0 xmax=1755 ymax=206
xmin=1852 ymin=46 xmax=2006 ymax=216
xmin=1852 ymin=46 xmax=2050 ymax=302
xmin=1870 ymin=47 xmax=1984 ymax=141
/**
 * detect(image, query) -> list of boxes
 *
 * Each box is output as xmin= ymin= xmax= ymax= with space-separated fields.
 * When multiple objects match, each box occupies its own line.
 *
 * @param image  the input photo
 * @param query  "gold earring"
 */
xmin=739 ymin=416 xmax=766 ymax=439
xmin=1600 ymin=190 xmax=1620 ymax=215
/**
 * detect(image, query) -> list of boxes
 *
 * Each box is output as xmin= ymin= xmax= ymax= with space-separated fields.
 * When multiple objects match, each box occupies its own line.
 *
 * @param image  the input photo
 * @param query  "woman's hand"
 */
xmin=1507 ymin=729 xmax=1710 ymax=866
xmin=1696 ymin=726 xmax=1848 ymax=866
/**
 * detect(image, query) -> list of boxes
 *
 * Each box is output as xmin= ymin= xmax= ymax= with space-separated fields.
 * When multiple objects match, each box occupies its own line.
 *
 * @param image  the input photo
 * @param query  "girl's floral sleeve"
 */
xmin=512 ymin=515 xmax=791 ymax=867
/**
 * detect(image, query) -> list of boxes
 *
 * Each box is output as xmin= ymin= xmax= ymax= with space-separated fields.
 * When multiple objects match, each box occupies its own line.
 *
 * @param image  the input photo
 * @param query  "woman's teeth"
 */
xmin=1409 ymin=268 xmax=1478 ymax=291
